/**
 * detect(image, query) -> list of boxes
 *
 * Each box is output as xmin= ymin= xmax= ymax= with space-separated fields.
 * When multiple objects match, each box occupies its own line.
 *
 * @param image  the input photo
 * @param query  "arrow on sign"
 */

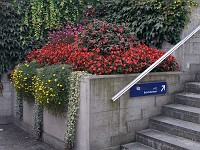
xmin=161 ymin=85 xmax=165 ymax=92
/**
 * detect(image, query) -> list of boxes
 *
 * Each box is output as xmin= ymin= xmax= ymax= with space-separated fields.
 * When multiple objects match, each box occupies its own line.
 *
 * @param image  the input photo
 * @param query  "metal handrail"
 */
xmin=111 ymin=25 xmax=200 ymax=101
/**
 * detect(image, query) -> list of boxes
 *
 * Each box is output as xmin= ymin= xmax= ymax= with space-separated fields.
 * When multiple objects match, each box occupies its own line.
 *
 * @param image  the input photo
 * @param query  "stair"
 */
xmin=121 ymin=82 xmax=200 ymax=150
xmin=136 ymin=129 xmax=200 ymax=150
xmin=163 ymin=104 xmax=200 ymax=124
xmin=121 ymin=142 xmax=155 ymax=150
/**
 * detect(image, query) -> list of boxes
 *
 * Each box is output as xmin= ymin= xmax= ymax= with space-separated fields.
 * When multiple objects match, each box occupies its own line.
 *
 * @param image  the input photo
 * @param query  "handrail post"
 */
xmin=111 ymin=25 xmax=200 ymax=102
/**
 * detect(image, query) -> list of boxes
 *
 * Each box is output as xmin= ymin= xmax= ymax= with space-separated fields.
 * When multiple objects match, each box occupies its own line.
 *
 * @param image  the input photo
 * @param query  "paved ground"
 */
xmin=0 ymin=124 xmax=57 ymax=150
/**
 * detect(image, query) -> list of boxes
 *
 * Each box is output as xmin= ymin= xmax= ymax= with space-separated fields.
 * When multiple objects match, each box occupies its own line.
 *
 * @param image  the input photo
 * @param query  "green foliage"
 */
xmin=90 ymin=0 xmax=197 ymax=48
xmin=0 ymin=2 xmax=22 ymax=79
xmin=12 ymin=0 xmax=100 ymax=51
xmin=34 ymin=64 xmax=72 ymax=115
xmin=64 ymin=71 xmax=91 ymax=150
xmin=11 ymin=62 xmax=39 ymax=100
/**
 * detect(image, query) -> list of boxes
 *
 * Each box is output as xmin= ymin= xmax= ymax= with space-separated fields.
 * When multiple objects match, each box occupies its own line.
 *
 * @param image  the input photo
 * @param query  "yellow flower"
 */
xmin=48 ymin=80 xmax=51 ymax=82
xmin=53 ymin=74 xmax=56 ymax=77
xmin=62 ymin=67 xmax=65 ymax=70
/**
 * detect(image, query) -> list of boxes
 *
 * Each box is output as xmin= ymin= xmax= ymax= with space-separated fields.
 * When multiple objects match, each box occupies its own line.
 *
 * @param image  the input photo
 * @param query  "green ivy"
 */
xmin=64 ymin=71 xmax=91 ymax=150
xmin=91 ymin=0 xmax=197 ymax=48
xmin=0 ymin=2 xmax=22 ymax=79
xmin=12 ymin=0 xmax=100 ymax=50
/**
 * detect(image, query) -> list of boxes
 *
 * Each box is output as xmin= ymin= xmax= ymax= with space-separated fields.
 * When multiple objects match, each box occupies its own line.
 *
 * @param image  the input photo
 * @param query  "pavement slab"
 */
xmin=0 ymin=124 xmax=57 ymax=150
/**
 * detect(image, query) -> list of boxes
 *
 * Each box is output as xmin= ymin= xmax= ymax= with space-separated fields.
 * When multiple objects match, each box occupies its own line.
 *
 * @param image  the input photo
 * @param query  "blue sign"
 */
xmin=130 ymin=82 xmax=167 ymax=97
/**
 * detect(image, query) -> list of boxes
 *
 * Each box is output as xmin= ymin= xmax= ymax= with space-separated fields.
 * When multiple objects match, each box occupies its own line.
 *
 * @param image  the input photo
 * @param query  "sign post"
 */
xmin=130 ymin=82 xmax=167 ymax=97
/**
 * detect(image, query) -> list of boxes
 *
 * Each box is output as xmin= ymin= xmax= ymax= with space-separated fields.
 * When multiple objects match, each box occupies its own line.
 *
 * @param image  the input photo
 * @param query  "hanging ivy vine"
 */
xmin=33 ymin=100 xmax=43 ymax=140
xmin=12 ymin=0 xmax=100 ymax=51
xmin=64 ymin=71 xmax=91 ymax=150
xmin=15 ymin=94 xmax=23 ymax=120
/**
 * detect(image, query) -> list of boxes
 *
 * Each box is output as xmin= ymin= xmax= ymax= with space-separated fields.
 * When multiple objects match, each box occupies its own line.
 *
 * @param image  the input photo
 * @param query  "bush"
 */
xmin=79 ymin=19 xmax=138 ymax=55
xmin=11 ymin=62 xmax=39 ymax=100
xmin=48 ymin=24 xmax=83 ymax=45
xmin=34 ymin=64 xmax=72 ymax=115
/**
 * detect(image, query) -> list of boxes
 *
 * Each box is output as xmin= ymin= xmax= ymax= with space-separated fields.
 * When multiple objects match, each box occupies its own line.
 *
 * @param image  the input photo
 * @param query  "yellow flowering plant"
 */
xmin=11 ymin=61 xmax=39 ymax=100
xmin=34 ymin=64 xmax=72 ymax=115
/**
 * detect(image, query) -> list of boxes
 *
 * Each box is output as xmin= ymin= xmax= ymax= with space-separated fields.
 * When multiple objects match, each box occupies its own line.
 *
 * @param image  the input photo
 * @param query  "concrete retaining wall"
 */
xmin=75 ymin=72 xmax=196 ymax=150
xmin=43 ymin=109 xmax=67 ymax=150
xmin=0 ymin=71 xmax=197 ymax=150
xmin=0 ymin=73 xmax=13 ymax=124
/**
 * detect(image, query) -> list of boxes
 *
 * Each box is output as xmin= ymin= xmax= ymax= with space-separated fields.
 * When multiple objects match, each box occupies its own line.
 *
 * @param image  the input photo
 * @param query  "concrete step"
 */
xmin=185 ymin=82 xmax=200 ymax=94
xmin=150 ymin=116 xmax=200 ymax=142
xmin=174 ymin=92 xmax=200 ymax=108
xmin=163 ymin=104 xmax=200 ymax=124
xmin=136 ymin=129 xmax=200 ymax=150
xmin=121 ymin=142 xmax=155 ymax=150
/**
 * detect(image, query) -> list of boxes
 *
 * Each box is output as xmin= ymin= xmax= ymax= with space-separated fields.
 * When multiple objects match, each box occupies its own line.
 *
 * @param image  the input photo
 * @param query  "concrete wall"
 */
xmin=162 ymin=1 xmax=200 ymax=72
xmin=0 ymin=73 xmax=13 ymax=124
xmin=43 ymin=109 xmax=67 ymax=150
xmin=76 ymin=72 xmax=196 ymax=150
xmin=0 ymin=71 xmax=196 ymax=150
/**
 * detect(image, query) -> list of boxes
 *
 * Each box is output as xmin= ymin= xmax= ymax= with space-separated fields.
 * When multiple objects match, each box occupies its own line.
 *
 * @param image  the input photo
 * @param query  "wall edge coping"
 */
xmin=80 ymin=71 xmax=183 ymax=80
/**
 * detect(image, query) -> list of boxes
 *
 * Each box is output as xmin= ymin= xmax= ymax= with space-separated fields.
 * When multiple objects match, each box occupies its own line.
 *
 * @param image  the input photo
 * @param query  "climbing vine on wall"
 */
xmin=12 ymin=0 xmax=100 ymax=52
xmin=0 ymin=2 xmax=22 ymax=79
xmin=90 ymin=0 xmax=198 ymax=48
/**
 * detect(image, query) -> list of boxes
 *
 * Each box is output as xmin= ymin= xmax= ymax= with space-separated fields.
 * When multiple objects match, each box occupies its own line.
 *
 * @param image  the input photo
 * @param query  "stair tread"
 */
xmin=137 ymin=129 xmax=200 ymax=150
xmin=177 ymin=92 xmax=200 ymax=99
xmin=121 ymin=142 xmax=155 ymax=150
xmin=164 ymin=104 xmax=200 ymax=114
xmin=151 ymin=116 xmax=200 ymax=131
xmin=186 ymin=82 xmax=200 ymax=86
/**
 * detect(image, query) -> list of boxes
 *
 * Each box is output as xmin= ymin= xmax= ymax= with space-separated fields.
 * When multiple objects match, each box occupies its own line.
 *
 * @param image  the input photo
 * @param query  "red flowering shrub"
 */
xmin=78 ymin=19 xmax=138 ymax=55
xmin=27 ymin=19 xmax=179 ymax=75
xmin=27 ymin=43 xmax=179 ymax=75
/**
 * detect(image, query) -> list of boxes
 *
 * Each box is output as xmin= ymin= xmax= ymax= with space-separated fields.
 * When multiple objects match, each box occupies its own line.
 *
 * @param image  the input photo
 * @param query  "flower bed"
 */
xmin=27 ymin=20 xmax=179 ymax=75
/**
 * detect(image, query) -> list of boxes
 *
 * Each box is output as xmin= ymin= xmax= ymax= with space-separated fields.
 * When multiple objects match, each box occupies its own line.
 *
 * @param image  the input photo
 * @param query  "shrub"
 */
xmin=34 ymin=64 xmax=72 ymax=115
xmin=47 ymin=19 xmax=137 ymax=54
xmin=48 ymin=24 xmax=83 ymax=45
xmin=11 ymin=62 xmax=39 ymax=100
xmin=78 ymin=19 xmax=138 ymax=55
